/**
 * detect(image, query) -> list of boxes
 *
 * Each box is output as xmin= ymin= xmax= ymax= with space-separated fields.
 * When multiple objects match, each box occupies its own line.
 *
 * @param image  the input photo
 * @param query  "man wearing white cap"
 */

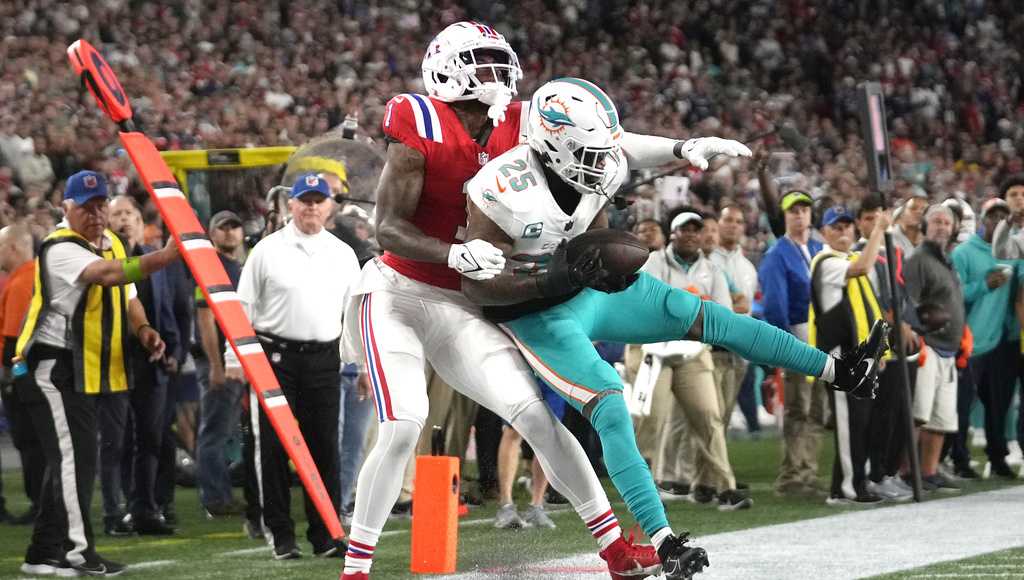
xmin=637 ymin=209 xmax=751 ymax=510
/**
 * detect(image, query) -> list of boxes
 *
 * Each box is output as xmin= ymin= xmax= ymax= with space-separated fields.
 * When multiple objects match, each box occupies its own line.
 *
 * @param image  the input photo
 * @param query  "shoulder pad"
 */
xmin=382 ymin=94 xmax=444 ymax=152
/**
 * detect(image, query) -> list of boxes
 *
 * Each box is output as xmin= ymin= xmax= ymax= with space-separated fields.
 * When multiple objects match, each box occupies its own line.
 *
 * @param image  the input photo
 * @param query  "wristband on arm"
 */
xmin=122 ymin=256 xmax=145 ymax=283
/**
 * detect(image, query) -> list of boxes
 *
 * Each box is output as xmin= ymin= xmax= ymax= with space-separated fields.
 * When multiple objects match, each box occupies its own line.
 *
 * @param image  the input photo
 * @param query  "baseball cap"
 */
xmin=209 ymin=210 xmax=242 ymax=230
xmin=290 ymin=173 xmax=331 ymax=199
xmin=64 ymin=170 xmax=108 ymax=205
xmin=821 ymin=206 xmax=855 ymax=227
xmin=670 ymin=211 xmax=703 ymax=231
xmin=780 ymin=190 xmax=813 ymax=211
xmin=981 ymin=197 xmax=1010 ymax=218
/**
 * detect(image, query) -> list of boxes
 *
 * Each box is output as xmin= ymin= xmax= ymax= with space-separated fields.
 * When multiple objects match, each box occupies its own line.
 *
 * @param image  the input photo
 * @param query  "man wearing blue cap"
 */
xmin=808 ymin=205 xmax=890 ymax=504
xmin=225 ymin=173 xmax=361 ymax=560
xmin=15 ymin=170 xmax=180 ymax=576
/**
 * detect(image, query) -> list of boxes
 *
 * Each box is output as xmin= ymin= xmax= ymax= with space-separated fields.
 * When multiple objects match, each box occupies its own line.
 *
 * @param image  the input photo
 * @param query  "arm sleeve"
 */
xmin=819 ymin=257 xmax=850 ymax=287
xmin=903 ymin=255 xmax=925 ymax=306
xmin=382 ymin=95 xmax=431 ymax=156
xmin=46 ymin=243 xmax=101 ymax=288
xmin=951 ymin=248 xmax=986 ymax=305
xmin=991 ymin=219 xmax=1024 ymax=260
xmin=620 ymin=132 xmax=681 ymax=169
xmin=224 ymin=246 xmax=262 ymax=368
xmin=157 ymin=277 xmax=180 ymax=359
xmin=710 ymin=268 xmax=733 ymax=310
xmin=758 ymin=252 xmax=791 ymax=331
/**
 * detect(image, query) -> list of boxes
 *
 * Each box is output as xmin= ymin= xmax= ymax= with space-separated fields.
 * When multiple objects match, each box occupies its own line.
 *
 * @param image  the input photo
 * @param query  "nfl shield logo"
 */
xmin=83 ymin=175 xmax=97 ymax=188
xmin=478 ymin=152 xmax=489 ymax=166
xmin=305 ymin=175 xmax=319 ymax=187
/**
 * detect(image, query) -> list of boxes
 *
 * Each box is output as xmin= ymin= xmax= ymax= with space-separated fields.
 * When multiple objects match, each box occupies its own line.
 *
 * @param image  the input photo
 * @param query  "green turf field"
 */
xmin=0 ymin=436 xmax=1019 ymax=578
xmin=869 ymin=546 xmax=1024 ymax=579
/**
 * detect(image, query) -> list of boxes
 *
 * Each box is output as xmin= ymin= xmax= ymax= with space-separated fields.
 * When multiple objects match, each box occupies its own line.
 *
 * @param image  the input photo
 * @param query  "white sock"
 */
xmin=343 ymin=524 xmax=380 ymax=575
xmin=651 ymin=527 xmax=674 ymax=551
xmin=575 ymin=498 xmax=622 ymax=550
xmin=343 ymin=420 xmax=420 ymax=575
xmin=821 ymin=355 xmax=836 ymax=382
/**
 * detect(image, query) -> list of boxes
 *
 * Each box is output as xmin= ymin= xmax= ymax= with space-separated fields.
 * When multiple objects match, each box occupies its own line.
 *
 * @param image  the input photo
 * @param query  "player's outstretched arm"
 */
xmin=621 ymin=132 xmax=752 ymax=170
xmin=461 ymin=202 xmax=604 ymax=305
xmin=374 ymin=142 xmax=451 ymax=263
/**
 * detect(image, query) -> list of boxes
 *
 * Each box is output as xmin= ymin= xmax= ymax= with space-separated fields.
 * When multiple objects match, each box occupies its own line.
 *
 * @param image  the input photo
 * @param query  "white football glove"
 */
xmin=448 ymin=239 xmax=506 ymax=280
xmin=680 ymin=137 xmax=753 ymax=170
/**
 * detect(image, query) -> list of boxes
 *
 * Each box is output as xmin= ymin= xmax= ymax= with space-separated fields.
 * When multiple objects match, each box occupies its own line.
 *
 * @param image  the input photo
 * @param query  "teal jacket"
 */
xmin=950 ymin=234 xmax=1019 ymax=356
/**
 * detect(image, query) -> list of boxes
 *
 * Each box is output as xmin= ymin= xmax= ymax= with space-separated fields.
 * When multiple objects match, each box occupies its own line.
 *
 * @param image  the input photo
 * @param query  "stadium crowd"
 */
xmin=0 ymin=0 xmax=1022 ymax=574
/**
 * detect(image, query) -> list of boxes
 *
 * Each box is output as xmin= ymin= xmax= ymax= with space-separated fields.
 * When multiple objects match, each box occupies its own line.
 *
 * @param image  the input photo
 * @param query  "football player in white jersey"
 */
xmin=463 ymin=78 xmax=889 ymax=579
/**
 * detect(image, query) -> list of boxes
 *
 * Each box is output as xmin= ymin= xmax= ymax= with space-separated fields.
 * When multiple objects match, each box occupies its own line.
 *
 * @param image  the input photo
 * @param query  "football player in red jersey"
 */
xmin=340 ymin=21 xmax=751 ymax=580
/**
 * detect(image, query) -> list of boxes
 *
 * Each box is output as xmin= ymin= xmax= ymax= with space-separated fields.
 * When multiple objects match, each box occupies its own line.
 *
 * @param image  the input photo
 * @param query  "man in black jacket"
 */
xmin=106 ymin=196 xmax=180 ymax=534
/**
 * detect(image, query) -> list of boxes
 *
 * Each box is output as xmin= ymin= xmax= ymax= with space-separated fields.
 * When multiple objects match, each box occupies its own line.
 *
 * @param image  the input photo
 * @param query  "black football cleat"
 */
xmin=831 ymin=319 xmax=889 ymax=399
xmin=657 ymin=532 xmax=709 ymax=579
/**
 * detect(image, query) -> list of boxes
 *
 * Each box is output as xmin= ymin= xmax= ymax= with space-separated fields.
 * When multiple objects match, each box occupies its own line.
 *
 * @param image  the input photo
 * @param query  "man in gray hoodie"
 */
xmin=904 ymin=204 xmax=966 ymax=493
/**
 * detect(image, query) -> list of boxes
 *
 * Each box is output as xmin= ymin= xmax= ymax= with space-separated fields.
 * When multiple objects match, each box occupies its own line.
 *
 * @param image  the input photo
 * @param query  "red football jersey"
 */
xmin=379 ymin=94 xmax=527 ymax=290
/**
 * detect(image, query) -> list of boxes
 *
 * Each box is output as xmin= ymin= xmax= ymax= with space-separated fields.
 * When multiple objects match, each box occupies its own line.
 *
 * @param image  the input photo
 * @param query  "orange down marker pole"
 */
xmin=410 ymin=455 xmax=460 ymax=574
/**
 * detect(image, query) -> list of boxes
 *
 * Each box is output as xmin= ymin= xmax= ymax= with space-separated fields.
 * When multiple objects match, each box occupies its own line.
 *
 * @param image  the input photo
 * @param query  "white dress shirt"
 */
xmin=225 ymin=221 xmax=360 ymax=368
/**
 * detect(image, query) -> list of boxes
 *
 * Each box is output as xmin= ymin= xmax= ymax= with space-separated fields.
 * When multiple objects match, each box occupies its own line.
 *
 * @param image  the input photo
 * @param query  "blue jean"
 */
xmin=196 ymin=356 xmax=244 ymax=507
xmin=338 ymin=367 xmax=372 ymax=510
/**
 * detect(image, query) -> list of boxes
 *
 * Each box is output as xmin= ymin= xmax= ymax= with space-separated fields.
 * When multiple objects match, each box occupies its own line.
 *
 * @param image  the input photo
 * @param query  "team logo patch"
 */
xmin=305 ymin=175 xmax=320 ymax=187
xmin=481 ymin=190 xmax=498 ymax=205
xmin=522 ymin=222 xmax=543 ymax=239
xmin=83 ymin=174 xmax=97 ymax=188
xmin=537 ymin=96 xmax=573 ymax=134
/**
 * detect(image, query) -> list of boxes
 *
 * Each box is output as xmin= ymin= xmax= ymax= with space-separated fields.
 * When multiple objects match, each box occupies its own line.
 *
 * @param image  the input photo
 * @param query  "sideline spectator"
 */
xmin=224 ymin=174 xmax=360 ymax=559
xmin=759 ymin=191 xmax=825 ymax=497
xmin=951 ymin=199 xmax=1018 ymax=479
xmin=195 ymin=211 xmax=246 ymax=515
xmin=637 ymin=209 xmax=750 ymax=510
xmin=0 ymin=224 xmax=43 ymax=524
xmin=904 ymin=205 xmax=966 ymax=493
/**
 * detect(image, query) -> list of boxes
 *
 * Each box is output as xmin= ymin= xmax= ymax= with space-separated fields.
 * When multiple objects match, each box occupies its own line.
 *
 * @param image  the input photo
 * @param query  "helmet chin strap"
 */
xmin=476 ymin=84 xmax=514 ymax=126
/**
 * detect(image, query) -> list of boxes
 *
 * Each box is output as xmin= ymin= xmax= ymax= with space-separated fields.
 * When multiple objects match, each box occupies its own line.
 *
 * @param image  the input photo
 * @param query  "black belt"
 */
xmin=256 ymin=331 xmax=339 ymax=354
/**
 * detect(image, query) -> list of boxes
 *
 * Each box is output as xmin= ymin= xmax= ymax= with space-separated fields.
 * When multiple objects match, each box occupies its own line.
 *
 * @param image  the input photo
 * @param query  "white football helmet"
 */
xmin=422 ymin=21 xmax=522 ymax=111
xmin=527 ymin=78 xmax=624 ymax=196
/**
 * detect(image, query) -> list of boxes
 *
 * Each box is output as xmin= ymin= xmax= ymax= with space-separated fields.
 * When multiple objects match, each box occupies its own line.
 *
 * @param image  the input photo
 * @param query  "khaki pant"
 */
xmin=776 ymin=372 xmax=830 ymax=490
xmin=395 ymin=367 xmax=479 ymax=502
xmin=626 ymin=345 xmax=736 ymax=491
xmin=712 ymin=350 xmax=746 ymax=434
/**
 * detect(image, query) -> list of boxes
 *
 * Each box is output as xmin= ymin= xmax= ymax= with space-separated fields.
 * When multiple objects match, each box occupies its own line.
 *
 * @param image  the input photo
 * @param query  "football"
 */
xmin=567 ymin=228 xmax=650 ymax=278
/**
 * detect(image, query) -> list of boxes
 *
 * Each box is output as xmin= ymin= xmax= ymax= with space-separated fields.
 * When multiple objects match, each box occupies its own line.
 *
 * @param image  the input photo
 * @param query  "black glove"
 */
xmin=536 ymin=241 xmax=607 ymax=298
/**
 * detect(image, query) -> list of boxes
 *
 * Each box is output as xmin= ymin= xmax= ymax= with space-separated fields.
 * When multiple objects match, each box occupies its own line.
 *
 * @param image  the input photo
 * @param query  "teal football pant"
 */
xmin=503 ymin=272 xmax=828 ymax=536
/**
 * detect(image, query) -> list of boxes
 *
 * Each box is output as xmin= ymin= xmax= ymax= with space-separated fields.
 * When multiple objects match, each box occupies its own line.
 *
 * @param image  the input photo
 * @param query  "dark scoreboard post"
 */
xmin=858 ymin=82 xmax=894 ymax=194
xmin=857 ymin=81 xmax=923 ymax=502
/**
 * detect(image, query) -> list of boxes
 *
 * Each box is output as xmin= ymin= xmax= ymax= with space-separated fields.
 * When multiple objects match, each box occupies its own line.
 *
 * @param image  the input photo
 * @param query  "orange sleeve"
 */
xmin=2 ymin=267 xmax=35 ymax=338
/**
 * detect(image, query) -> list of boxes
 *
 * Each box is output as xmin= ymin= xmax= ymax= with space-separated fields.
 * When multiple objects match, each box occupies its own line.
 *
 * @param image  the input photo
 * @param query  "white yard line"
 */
xmin=441 ymin=486 xmax=1024 ymax=579
xmin=126 ymin=559 xmax=177 ymax=570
